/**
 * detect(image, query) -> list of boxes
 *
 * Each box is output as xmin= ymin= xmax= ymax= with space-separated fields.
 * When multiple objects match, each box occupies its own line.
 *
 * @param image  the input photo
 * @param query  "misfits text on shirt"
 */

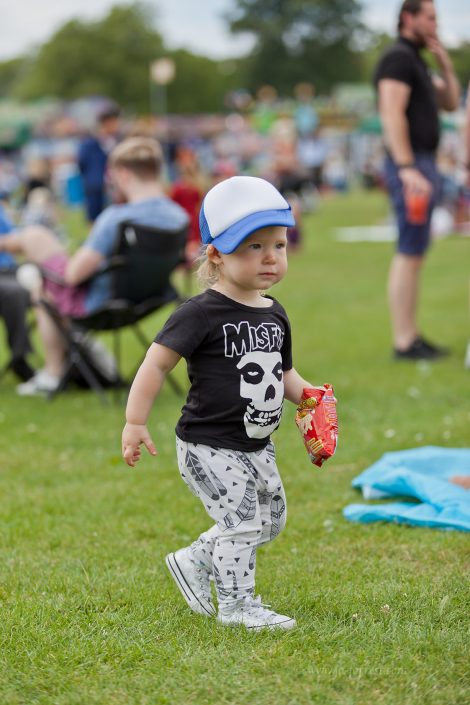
xmin=223 ymin=321 xmax=285 ymax=439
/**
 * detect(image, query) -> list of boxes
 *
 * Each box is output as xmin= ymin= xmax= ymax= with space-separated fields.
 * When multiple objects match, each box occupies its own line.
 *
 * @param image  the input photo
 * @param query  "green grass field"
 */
xmin=0 ymin=190 xmax=468 ymax=705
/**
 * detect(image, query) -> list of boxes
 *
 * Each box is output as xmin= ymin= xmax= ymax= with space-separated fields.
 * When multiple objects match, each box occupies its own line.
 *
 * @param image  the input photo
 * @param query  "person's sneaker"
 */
xmin=394 ymin=336 xmax=449 ymax=361
xmin=10 ymin=357 xmax=35 ymax=382
xmin=165 ymin=548 xmax=215 ymax=616
xmin=218 ymin=595 xmax=296 ymax=631
xmin=16 ymin=369 xmax=60 ymax=396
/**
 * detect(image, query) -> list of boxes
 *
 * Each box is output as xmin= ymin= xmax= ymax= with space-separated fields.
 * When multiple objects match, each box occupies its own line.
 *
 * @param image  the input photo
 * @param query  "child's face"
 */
xmin=214 ymin=226 xmax=288 ymax=294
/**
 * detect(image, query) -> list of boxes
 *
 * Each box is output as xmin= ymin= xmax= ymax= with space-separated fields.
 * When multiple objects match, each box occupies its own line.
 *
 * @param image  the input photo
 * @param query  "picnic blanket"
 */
xmin=343 ymin=446 xmax=470 ymax=532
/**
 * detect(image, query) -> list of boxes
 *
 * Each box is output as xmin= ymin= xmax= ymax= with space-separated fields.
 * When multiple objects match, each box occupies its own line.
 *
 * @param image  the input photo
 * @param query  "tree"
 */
xmin=228 ymin=0 xmax=365 ymax=94
xmin=167 ymin=52 xmax=242 ymax=114
xmin=9 ymin=3 xmax=244 ymax=114
xmin=448 ymin=43 xmax=470 ymax=96
xmin=14 ymin=4 xmax=165 ymax=113
xmin=0 ymin=57 xmax=30 ymax=99
xmin=357 ymin=32 xmax=393 ymax=84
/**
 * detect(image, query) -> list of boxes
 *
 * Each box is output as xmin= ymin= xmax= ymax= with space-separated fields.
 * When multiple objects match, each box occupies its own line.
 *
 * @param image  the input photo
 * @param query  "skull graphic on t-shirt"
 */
xmin=236 ymin=351 xmax=284 ymax=438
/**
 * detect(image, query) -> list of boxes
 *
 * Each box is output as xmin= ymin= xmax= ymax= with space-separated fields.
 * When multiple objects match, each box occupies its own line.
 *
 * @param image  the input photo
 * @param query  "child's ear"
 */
xmin=206 ymin=244 xmax=222 ymax=264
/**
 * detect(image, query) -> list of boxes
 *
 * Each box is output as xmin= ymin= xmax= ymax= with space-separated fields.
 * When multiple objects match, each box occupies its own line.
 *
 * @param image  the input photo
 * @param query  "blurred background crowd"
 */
xmin=1 ymin=1 xmax=470 ymax=241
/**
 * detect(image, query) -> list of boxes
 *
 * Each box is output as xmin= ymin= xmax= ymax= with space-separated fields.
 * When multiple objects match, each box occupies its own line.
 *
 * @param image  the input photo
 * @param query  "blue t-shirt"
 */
xmin=0 ymin=206 xmax=15 ymax=269
xmin=83 ymin=196 xmax=188 ymax=312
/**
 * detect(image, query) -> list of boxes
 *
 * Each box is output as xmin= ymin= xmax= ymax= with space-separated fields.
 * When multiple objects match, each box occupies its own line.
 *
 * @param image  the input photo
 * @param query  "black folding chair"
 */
xmin=40 ymin=221 xmax=188 ymax=401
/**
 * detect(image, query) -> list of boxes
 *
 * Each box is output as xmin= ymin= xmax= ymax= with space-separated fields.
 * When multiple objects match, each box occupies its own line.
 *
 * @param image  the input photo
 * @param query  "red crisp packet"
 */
xmin=295 ymin=385 xmax=338 ymax=467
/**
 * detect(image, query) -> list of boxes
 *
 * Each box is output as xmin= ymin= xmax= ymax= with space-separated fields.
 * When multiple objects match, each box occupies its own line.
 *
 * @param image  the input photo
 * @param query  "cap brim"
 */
xmin=210 ymin=208 xmax=295 ymax=254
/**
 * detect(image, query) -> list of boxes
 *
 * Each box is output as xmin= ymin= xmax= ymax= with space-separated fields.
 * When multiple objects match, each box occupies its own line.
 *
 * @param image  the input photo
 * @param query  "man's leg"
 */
xmin=388 ymin=252 xmax=423 ymax=350
xmin=34 ymin=305 xmax=67 ymax=378
xmin=1 ymin=226 xmax=68 ymax=386
xmin=0 ymin=275 xmax=35 ymax=380
xmin=385 ymin=153 xmax=448 ymax=359
xmin=0 ymin=225 xmax=65 ymax=262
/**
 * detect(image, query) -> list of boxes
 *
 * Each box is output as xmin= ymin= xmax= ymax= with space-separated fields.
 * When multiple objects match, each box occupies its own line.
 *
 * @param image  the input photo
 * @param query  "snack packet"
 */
xmin=295 ymin=385 xmax=338 ymax=467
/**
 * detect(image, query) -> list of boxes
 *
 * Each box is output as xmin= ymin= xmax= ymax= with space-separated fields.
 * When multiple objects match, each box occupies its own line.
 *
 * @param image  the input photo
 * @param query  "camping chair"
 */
xmin=39 ymin=221 xmax=188 ymax=402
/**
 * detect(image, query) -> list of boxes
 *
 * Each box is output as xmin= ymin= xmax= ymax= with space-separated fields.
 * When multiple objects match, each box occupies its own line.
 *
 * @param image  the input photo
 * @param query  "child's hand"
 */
xmin=122 ymin=422 xmax=157 ymax=467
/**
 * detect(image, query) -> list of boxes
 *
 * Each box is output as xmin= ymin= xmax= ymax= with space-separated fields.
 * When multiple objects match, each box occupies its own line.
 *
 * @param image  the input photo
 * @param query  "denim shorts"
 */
xmin=384 ymin=153 xmax=441 ymax=256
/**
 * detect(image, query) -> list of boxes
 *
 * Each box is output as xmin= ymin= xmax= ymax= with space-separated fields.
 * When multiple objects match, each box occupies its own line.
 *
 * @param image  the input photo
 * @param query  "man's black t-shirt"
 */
xmin=374 ymin=37 xmax=440 ymax=154
xmin=155 ymin=289 xmax=293 ymax=451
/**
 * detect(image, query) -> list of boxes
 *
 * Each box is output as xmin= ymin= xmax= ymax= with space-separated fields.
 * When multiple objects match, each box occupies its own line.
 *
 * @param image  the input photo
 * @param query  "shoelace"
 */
xmin=194 ymin=566 xmax=212 ymax=599
xmin=242 ymin=595 xmax=277 ymax=620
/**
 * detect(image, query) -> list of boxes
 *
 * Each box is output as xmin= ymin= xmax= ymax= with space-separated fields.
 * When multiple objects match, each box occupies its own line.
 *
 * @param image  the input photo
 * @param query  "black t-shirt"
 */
xmin=374 ymin=37 xmax=440 ymax=153
xmin=155 ymin=289 xmax=293 ymax=451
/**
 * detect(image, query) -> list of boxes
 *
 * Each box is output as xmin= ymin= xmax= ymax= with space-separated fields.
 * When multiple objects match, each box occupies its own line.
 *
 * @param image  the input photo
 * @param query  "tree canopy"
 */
xmin=1 ymin=1 xmax=469 ymax=114
xmin=7 ymin=3 xmax=244 ymax=114
xmin=14 ymin=4 xmax=164 ymax=112
xmin=229 ymin=0 xmax=366 ymax=94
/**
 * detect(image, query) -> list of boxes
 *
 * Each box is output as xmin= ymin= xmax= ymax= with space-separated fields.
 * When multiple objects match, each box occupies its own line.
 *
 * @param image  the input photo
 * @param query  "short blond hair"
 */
xmin=196 ymin=247 xmax=220 ymax=289
xmin=109 ymin=137 xmax=163 ymax=179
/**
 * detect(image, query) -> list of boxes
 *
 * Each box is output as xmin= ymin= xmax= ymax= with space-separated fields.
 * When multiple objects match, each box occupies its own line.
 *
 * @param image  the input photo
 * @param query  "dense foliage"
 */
xmin=0 ymin=1 xmax=469 ymax=113
xmin=229 ymin=0 xmax=366 ymax=94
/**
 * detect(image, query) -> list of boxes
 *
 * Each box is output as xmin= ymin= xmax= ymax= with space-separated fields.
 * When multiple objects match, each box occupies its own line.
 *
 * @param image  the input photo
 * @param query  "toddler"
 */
xmin=122 ymin=176 xmax=318 ymax=630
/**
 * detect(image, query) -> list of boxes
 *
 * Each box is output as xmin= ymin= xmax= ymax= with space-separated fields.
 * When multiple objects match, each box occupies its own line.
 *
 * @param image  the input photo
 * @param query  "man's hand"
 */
xmin=426 ymin=36 xmax=452 ymax=71
xmin=428 ymin=36 xmax=460 ymax=112
xmin=398 ymin=167 xmax=433 ymax=196
xmin=122 ymin=422 xmax=157 ymax=467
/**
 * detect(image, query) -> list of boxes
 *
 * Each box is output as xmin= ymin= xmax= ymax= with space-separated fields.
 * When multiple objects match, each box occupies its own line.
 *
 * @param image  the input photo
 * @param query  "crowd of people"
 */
xmin=1 ymin=26 xmax=469 ymax=393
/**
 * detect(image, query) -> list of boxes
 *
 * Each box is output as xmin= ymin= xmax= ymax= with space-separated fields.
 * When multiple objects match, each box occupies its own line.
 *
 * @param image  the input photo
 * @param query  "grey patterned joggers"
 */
xmin=175 ymin=438 xmax=287 ymax=608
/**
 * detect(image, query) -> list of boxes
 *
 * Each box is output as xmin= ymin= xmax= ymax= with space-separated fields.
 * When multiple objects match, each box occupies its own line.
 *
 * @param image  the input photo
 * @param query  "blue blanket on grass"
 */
xmin=343 ymin=446 xmax=470 ymax=532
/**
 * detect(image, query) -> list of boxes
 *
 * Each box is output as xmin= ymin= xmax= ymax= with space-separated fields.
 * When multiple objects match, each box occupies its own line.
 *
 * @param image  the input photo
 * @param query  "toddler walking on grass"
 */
xmin=122 ymin=176 xmax=320 ymax=630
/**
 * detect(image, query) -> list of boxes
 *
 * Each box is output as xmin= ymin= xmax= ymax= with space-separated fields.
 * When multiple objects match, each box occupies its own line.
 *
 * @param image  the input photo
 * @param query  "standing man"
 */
xmin=375 ymin=0 xmax=459 ymax=359
xmin=78 ymin=105 xmax=121 ymax=222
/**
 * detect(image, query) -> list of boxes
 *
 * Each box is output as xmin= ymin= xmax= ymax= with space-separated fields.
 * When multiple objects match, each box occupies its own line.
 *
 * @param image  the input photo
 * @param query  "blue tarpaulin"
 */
xmin=343 ymin=446 xmax=470 ymax=532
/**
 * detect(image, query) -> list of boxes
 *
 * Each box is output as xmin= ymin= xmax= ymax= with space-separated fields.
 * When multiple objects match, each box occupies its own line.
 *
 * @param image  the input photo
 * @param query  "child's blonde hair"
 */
xmin=196 ymin=246 xmax=219 ymax=290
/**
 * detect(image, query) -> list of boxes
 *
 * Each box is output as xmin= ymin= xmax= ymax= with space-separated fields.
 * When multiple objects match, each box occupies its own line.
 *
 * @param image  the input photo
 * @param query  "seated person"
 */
xmin=0 ymin=204 xmax=35 ymax=381
xmin=20 ymin=186 xmax=65 ymax=241
xmin=0 ymin=137 xmax=189 ymax=396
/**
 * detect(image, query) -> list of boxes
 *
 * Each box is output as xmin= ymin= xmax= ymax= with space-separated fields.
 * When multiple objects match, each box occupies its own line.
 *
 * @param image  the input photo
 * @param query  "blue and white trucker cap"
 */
xmin=199 ymin=176 xmax=295 ymax=254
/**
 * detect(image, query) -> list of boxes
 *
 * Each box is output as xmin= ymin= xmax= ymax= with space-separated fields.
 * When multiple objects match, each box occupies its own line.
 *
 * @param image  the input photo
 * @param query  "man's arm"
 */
xmin=0 ymin=231 xmax=24 ymax=254
xmin=378 ymin=78 xmax=432 ymax=195
xmin=64 ymin=247 xmax=104 ymax=286
xmin=428 ymin=38 xmax=460 ymax=112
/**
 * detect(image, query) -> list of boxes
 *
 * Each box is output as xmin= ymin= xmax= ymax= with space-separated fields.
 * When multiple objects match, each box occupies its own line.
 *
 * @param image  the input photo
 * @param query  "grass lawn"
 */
xmin=0 ymin=189 xmax=468 ymax=705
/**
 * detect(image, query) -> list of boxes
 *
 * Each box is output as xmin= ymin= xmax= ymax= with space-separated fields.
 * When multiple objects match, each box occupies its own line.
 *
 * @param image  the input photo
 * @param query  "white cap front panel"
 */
xmin=203 ymin=176 xmax=289 ymax=238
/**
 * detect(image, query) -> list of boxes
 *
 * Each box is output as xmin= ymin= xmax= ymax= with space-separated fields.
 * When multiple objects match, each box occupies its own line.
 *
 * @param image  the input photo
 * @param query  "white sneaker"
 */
xmin=218 ymin=595 xmax=296 ymax=631
xmin=165 ymin=548 xmax=215 ymax=616
xmin=16 ymin=370 xmax=60 ymax=397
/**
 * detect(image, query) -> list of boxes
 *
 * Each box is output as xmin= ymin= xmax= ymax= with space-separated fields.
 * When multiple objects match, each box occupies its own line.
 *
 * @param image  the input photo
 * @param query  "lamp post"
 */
xmin=150 ymin=57 xmax=176 ymax=118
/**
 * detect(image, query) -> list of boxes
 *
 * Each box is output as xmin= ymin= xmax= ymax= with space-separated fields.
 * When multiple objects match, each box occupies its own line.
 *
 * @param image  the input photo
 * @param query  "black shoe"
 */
xmin=416 ymin=336 xmax=450 ymax=357
xmin=394 ymin=337 xmax=450 ymax=361
xmin=10 ymin=357 xmax=36 ymax=381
